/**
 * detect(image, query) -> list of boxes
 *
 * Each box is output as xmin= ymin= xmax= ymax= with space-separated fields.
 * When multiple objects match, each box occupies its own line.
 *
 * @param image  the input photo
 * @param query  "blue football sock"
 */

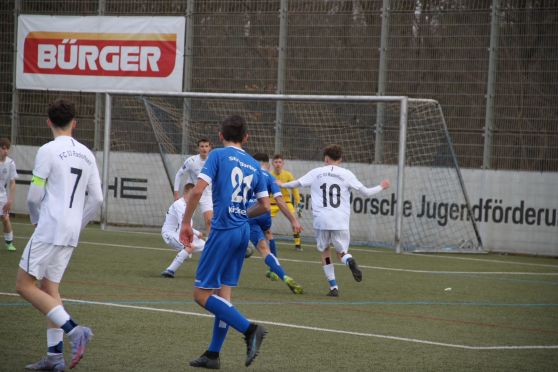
xmin=269 ymin=239 xmax=277 ymax=257
xmin=204 ymin=295 xmax=250 ymax=334
xmin=264 ymin=254 xmax=286 ymax=281
xmin=208 ymin=316 xmax=230 ymax=353
xmin=48 ymin=341 xmax=64 ymax=355
xmin=61 ymin=319 xmax=77 ymax=334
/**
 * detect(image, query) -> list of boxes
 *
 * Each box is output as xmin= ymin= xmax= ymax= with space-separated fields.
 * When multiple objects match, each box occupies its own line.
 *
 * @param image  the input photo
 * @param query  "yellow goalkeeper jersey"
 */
xmin=270 ymin=169 xmax=300 ymax=205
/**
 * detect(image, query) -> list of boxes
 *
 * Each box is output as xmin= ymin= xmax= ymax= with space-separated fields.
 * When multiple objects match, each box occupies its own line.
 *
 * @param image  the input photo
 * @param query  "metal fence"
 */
xmin=1 ymin=0 xmax=557 ymax=171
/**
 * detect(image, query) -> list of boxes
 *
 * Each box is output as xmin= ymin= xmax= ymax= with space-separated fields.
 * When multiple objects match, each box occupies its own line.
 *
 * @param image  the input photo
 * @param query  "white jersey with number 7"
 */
xmin=32 ymin=136 xmax=102 ymax=247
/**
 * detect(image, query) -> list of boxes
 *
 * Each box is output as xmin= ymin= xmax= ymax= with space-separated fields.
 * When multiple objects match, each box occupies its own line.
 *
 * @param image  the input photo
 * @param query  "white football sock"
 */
xmin=5 ymin=231 xmax=13 ymax=242
xmin=341 ymin=253 xmax=352 ymax=265
xmin=323 ymin=263 xmax=336 ymax=281
xmin=47 ymin=328 xmax=64 ymax=355
xmin=46 ymin=305 xmax=70 ymax=328
xmin=167 ymin=249 xmax=190 ymax=272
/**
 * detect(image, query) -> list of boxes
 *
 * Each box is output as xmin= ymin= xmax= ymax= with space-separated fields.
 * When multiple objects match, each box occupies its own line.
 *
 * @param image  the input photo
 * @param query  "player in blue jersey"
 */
xmin=247 ymin=153 xmax=303 ymax=294
xmin=179 ymin=115 xmax=270 ymax=369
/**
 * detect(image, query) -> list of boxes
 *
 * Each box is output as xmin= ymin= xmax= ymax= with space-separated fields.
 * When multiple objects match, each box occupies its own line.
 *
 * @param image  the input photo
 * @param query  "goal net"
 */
xmin=102 ymin=93 xmax=482 ymax=253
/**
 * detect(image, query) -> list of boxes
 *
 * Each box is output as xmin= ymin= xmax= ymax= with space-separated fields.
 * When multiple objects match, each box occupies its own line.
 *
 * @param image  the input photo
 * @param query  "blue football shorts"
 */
xmin=248 ymin=213 xmax=272 ymax=248
xmin=195 ymin=223 xmax=250 ymax=289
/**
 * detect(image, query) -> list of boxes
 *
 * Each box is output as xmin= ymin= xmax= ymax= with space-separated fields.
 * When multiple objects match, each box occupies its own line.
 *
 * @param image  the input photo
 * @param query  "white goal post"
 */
xmin=100 ymin=91 xmax=482 ymax=254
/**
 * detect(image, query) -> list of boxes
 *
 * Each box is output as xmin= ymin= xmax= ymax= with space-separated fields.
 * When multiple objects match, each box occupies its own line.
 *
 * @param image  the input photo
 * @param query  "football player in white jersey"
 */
xmin=0 ymin=138 xmax=18 ymax=251
xmin=279 ymin=144 xmax=390 ymax=297
xmin=173 ymin=138 xmax=213 ymax=236
xmin=15 ymin=99 xmax=103 ymax=371
xmin=160 ymin=183 xmax=206 ymax=278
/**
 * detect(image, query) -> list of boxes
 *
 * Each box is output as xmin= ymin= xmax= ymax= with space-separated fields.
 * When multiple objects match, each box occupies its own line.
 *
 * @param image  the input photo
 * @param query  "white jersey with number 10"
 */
xmin=297 ymin=165 xmax=365 ymax=231
xmin=32 ymin=136 xmax=102 ymax=247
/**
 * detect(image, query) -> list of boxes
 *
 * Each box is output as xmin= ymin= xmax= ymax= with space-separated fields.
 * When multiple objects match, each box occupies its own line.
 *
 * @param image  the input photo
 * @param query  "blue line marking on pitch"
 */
xmin=2 ymin=300 xmax=558 ymax=308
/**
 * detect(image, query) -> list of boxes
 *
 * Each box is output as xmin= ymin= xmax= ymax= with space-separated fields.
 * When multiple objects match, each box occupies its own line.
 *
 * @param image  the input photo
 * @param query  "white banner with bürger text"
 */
xmin=16 ymin=15 xmax=185 ymax=92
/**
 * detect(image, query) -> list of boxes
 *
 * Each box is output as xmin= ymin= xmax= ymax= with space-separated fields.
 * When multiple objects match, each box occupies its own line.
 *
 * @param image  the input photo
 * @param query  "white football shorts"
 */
xmin=19 ymin=238 xmax=74 ymax=283
xmin=0 ymin=194 xmax=8 ymax=216
xmin=199 ymin=191 xmax=213 ymax=214
xmin=315 ymin=229 xmax=351 ymax=254
xmin=162 ymin=230 xmax=205 ymax=253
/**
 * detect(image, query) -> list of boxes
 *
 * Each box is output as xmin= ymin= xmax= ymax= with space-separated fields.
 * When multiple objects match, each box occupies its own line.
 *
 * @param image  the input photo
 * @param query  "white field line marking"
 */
xmin=1 ymin=292 xmax=556 ymax=351
xmin=12 ymin=224 xmax=558 ymax=273
xmin=81 ymin=224 xmax=558 ymax=268
xmin=14 ymin=221 xmax=558 ymax=268
xmin=80 ymin=240 xmax=171 ymax=252
xmin=76 ymin=241 xmax=558 ymax=276
xmin=79 ymin=228 xmax=558 ymax=269
xmin=405 ymin=253 xmax=558 ymax=269
xmin=353 ymin=264 xmax=558 ymax=276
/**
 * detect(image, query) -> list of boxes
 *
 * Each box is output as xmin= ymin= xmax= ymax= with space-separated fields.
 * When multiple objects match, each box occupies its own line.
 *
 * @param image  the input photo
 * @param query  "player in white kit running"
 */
xmin=15 ymin=99 xmax=103 ymax=370
xmin=160 ymin=183 xmax=206 ymax=278
xmin=0 ymin=138 xmax=18 ymax=251
xmin=173 ymin=138 xmax=213 ymax=236
xmin=279 ymin=144 xmax=390 ymax=297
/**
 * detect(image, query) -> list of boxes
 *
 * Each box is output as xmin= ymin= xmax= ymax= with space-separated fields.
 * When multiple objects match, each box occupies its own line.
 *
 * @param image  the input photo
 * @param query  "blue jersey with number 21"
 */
xmin=199 ymin=146 xmax=268 ymax=230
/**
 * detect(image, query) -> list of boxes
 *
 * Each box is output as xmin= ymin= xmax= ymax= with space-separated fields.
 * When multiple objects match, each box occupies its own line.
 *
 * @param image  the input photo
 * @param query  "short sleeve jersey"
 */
xmin=161 ymin=198 xmax=193 ymax=233
xmin=0 ymin=156 xmax=18 ymax=198
xmin=270 ymin=169 xmax=298 ymax=204
xmin=32 ymin=136 xmax=102 ymax=247
xmin=198 ymin=146 xmax=268 ymax=230
xmin=298 ymin=165 xmax=364 ymax=230
xmin=247 ymin=169 xmax=282 ymax=216
xmin=175 ymin=154 xmax=212 ymax=198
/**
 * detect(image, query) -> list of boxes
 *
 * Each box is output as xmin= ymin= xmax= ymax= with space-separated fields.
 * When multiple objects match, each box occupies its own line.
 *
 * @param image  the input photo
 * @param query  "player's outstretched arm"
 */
xmin=275 ymin=195 xmax=302 ymax=234
xmin=380 ymin=179 xmax=391 ymax=189
xmin=276 ymin=179 xmax=302 ymax=189
xmin=357 ymin=179 xmax=390 ymax=197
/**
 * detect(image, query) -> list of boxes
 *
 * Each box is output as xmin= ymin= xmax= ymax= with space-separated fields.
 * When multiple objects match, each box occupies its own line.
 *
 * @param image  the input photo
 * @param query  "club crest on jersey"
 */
xmin=23 ymin=32 xmax=177 ymax=77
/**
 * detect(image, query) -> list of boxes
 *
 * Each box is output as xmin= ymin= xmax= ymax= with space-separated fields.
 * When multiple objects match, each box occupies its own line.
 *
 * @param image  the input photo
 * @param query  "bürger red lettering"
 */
xmin=38 ymin=40 xmax=161 ymax=72
xmin=23 ymin=33 xmax=176 ymax=77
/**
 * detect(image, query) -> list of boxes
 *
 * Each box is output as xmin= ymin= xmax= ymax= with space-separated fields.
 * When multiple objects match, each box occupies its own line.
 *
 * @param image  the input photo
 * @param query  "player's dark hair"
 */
xmin=197 ymin=138 xmax=211 ymax=146
xmin=0 ymin=138 xmax=10 ymax=149
xmin=183 ymin=183 xmax=195 ymax=192
xmin=323 ymin=144 xmax=342 ymax=161
xmin=48 ymin=99 xmax=76 ymax=128
xmin=220 ymin=115 xmax=246 ymax=143
xmin=253 ymin=153 xmax=269 ymax=162
xmin=272 ymin=154 xmax=284 ymax=161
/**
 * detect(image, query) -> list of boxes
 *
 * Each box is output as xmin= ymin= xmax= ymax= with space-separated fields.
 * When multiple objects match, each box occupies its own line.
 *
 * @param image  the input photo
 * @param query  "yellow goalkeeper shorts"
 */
xmin=270 ymin=202 xmax=295 ymax=218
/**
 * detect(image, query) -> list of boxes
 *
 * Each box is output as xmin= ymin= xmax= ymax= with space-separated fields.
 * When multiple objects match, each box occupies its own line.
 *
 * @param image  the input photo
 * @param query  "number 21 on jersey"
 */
xmin=231 ymin=166 xmax=253 ymax=203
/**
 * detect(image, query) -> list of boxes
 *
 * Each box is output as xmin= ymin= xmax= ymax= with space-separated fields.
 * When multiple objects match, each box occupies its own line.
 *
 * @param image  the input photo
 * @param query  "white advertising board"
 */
xmin=16 ymin=15 xmax=185 ymax=92
xmin=11 ymin=146 xmax=172 ymax=229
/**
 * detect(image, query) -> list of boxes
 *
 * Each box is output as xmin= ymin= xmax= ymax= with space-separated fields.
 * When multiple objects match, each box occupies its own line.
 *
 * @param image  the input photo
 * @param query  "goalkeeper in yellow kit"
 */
xmin=271 ymin=154 xmax=303 ymax=251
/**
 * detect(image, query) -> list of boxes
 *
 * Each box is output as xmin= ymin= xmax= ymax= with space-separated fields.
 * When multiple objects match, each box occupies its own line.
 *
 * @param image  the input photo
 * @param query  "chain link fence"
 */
xmin=1 ymin=0 xmax=556 ymax=171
